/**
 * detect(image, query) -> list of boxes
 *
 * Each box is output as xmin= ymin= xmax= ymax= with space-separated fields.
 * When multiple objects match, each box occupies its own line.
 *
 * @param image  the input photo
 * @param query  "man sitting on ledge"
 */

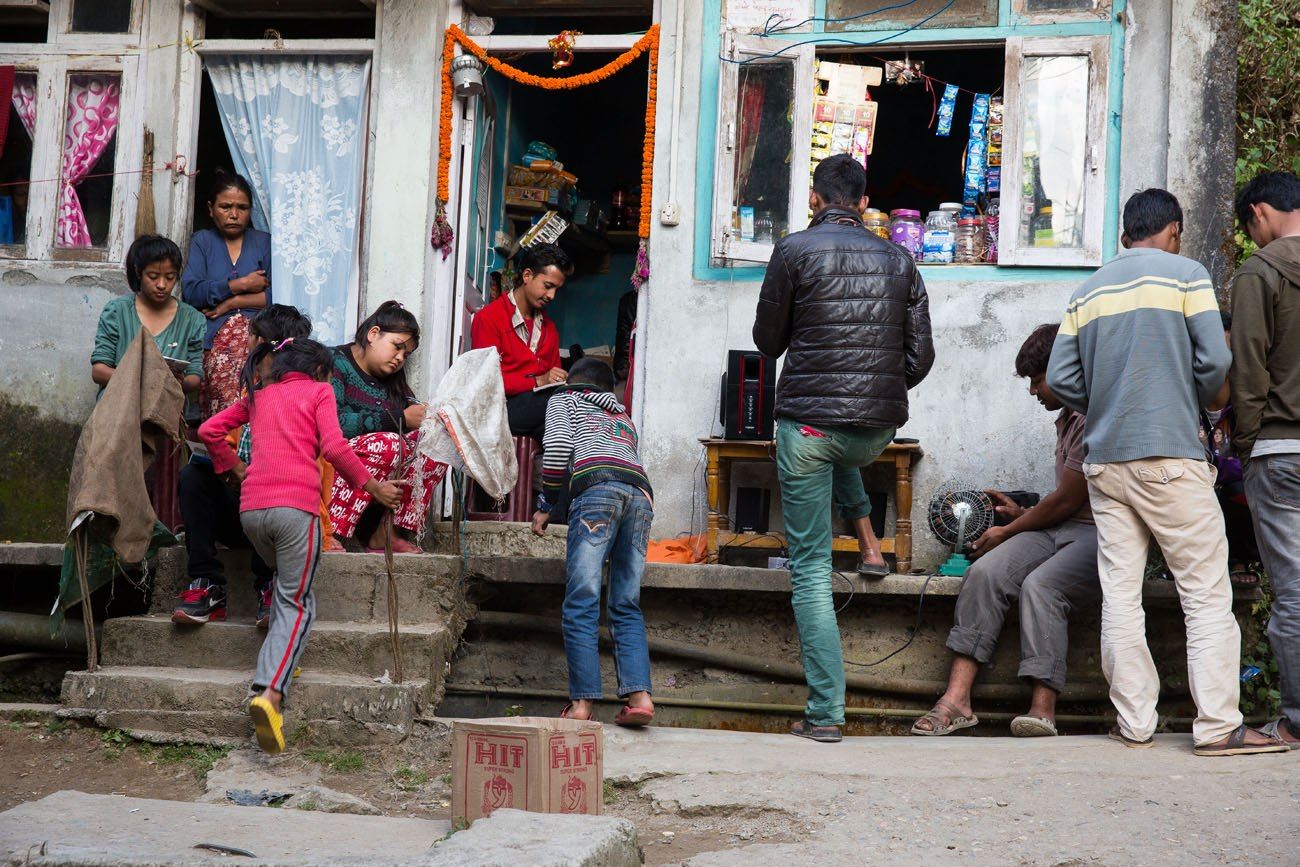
xmin=912 ymin=323 xmax=1099 ymax=738
xmin=471 ymin=243 xmax=573 ymax=439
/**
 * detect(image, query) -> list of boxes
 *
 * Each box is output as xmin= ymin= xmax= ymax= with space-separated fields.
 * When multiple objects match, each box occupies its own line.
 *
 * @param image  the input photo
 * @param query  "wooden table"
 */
xmin=701 ymin=438 xmax=923 ymax=573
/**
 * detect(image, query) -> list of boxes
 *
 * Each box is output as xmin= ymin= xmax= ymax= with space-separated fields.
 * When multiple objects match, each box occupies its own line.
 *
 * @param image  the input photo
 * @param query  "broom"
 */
xmin=134 ymin=129 xmax=156 ymax=237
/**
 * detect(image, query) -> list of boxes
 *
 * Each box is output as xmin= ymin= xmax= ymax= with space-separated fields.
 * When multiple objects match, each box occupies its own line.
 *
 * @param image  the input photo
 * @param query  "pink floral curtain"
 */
xmin=58 ymin=74 xmax=121 ymax=249
xmin=11 ymin=72 xmax=36 ymax=137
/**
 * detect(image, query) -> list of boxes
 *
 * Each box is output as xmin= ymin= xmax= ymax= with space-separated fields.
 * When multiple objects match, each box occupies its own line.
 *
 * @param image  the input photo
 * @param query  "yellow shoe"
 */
xmin=248 ymin=695 xmax=285 ymax=754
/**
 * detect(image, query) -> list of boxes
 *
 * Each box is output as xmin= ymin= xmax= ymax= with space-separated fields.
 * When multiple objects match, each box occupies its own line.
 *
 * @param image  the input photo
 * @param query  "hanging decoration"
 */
xmin=548 ymin=30 xmax=582 ymax=69
xmin=437 ymin=23 xmax=661 ymax=266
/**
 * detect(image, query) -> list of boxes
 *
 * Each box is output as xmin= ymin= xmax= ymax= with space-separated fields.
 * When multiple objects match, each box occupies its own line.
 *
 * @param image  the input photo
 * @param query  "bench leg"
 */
xmin=895 ymin=455 xmax=914 ymax=574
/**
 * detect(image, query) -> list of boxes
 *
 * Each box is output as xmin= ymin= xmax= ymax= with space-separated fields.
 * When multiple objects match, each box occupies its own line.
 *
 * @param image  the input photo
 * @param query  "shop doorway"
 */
xmin=451 ymin=49 xmax=650 ymax=396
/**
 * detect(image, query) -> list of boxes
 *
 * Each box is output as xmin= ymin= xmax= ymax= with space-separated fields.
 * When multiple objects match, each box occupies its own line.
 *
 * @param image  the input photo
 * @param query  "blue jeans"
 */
xmin=563 ymin=481 xmax=654 ymax=700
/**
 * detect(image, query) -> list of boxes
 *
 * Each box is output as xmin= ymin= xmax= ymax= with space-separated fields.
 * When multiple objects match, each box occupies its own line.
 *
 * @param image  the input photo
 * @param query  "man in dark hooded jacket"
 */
xmin=752 ymin=153 xmax=934 ymax=743
xmin=1231 ymin=170 xmax=1300 ymax=750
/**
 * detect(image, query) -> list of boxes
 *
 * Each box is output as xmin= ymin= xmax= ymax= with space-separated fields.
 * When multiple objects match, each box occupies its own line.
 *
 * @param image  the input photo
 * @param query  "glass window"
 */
xmin=826 ymin=0 xmax=997 ymax=31
xmin=1017 ymin=56 xmax=1089 ymax=249
xmin=1 ymin=72 xmax=37 ymax=249
xmin=1025 ymin=0 xmax=1100 ymax=9
xmin=56 ymin=73 xmax=122 ymax=249
xmin=69 ymin=0 xmax=133 ymax=34
xmin=731 ymin=62 xmax=794 ymax=245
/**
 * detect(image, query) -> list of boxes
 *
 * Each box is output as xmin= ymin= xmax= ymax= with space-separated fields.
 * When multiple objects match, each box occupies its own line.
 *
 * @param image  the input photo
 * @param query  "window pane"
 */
xmin=0 ymin=73 xmax=37 ymax=248
xmin=57 ymin=74 xmax=122 ymax=250
xmin=1024 ymin=0 xmax=1105 ymax=11
xmin=70 ymin=0 xmax=132 ymax=33
xmin=827 ymin=0 xmax=997 ymax=31
xmin=732 ymin=63 xmax=794 ymax=244
xmin=1018 ymin=56 xmax=1090 ymax=249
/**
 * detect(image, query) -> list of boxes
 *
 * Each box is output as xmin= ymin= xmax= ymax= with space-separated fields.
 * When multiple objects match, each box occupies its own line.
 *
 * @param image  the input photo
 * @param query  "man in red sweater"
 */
xmin=471 ymin=243 xmax=573 ymax=438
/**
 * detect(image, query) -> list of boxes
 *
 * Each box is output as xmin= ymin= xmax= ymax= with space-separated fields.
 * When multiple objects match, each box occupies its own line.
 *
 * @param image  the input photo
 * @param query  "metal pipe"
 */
xmin=443 ymin=683 xmax=1227 ymax=728
xmin=0 ymin=611 xmax=93 ymax=653
xmin=472 ymin=610 xmax=1131 ymax=703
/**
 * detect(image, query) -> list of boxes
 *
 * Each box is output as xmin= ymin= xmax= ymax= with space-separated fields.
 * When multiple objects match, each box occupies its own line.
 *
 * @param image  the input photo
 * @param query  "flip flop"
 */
xmin=910 ymin=699 xmax=978 ymax=736
xmin=1010 ymin=715 xmax=1058 ymax=737
xmin=1194 ymin=723 xmax=1288 ymax=757
xmin=248 ymin=696 xmax=285 ymax=754
xmin=559 ymin=702 xmax=592 ymax=721
xmin=858 ymin=561 xmax=890 ymax=579
xmin=1259 ymin=718 xmax=1300 ymax=750
xmin=1108 ymin=725 xmax=1153 ymax=749
xmin=614 ymin=705 xmax=654 ymax=727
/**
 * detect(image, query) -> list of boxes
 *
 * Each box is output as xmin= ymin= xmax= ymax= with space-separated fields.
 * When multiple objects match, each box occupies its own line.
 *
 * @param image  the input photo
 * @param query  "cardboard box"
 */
xmin=451 ymin=717 xmax=603 ymax=825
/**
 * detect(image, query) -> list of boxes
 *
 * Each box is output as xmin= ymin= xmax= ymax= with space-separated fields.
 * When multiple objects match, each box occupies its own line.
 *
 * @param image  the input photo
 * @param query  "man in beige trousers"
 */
xmin=1046 ymin=189 xmax=1284 ymax=756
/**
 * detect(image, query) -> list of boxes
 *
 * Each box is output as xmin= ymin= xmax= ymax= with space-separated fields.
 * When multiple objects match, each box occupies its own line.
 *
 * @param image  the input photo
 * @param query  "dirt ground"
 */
xmin=0 ymin=716 xmax=770 ymax=866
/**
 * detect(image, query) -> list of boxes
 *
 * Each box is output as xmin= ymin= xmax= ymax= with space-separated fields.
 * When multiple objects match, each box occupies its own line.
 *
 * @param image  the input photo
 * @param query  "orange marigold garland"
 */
xmin=436 ymin=24 xmax=661 ymax=257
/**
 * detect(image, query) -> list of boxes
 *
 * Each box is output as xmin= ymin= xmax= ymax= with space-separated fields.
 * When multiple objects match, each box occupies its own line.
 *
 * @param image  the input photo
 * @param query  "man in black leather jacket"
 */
xmin=753 ymin=154 xmax=935 ymax=743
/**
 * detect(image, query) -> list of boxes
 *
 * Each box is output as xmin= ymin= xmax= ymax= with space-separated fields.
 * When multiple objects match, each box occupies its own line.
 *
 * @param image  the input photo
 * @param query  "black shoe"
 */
xmin=172 ymin=578 xmax=227 ymax=624
xmin=790 ymin=719 xmax=842 ymax=743
xmin=255 ymin=584 xmax=273 ymax=630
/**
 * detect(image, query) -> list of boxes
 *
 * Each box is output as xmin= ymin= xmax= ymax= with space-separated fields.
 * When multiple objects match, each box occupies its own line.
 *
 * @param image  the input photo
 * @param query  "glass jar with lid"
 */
xmin=922 ymin=210 xmax=956 ymax=264
xmin=863 ymin=208 xmax=890 ymax=240
xmin=955 ymin=216 xmax=986 ymax=264
xmin=889 ymin=209 xmax=924 ymax=260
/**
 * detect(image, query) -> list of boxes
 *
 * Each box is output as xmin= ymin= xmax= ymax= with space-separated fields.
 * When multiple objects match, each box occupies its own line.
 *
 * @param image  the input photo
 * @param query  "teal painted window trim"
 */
xmin=693 ymin=0 xmax=1127 ymax=282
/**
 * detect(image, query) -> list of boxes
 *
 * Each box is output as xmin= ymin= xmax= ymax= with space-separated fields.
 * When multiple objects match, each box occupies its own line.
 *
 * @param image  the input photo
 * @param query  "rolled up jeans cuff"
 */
xmin=1018 ymin=654 xmax=1067 ymax=693
xmin=946 ymin=625 xmax=997 ymax=664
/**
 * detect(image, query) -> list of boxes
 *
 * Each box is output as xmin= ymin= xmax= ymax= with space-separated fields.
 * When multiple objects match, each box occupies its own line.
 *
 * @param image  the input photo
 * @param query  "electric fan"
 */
xmin=927 ymin=485 xmax=995 ymax=577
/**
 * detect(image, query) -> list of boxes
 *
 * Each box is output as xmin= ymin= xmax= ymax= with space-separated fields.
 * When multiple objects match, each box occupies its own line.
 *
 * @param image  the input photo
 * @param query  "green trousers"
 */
xmin=776 ymin=418 xmax=897 ymax=726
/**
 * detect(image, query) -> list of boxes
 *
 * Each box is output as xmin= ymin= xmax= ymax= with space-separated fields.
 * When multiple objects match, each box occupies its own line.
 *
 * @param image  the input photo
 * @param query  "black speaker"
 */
xmin=720 ymin=350 xmax=776 ymax=440
xmin=992 ymin=490 xmax=1041 ymax=526
xmin=735 ymin=487 xmax=771 ymax=534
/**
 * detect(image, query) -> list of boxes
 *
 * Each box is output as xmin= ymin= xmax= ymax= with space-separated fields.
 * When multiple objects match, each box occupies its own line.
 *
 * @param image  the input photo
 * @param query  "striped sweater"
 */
xmin=1046 ymin=247 xmax=1230 ymax=464
xmin=538 ymin=387 xmax=652 ymax=514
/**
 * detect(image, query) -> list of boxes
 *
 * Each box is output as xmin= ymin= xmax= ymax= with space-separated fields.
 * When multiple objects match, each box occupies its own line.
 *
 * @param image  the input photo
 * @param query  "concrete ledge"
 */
xmin=426 ymin=809 xmax=640 ymax=867
xmin=466 ymin=556 xmax=1240 ymax=601
xmin=0 ymin=542 xmax=63 ymax=567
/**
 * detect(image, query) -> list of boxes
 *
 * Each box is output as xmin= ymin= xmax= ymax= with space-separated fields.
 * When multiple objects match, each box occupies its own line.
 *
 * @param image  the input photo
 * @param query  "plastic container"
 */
xmin=1034 ymin=204 xmax=1055 ymax=247
xmin=863 ymin=208 xmax=890 ymax=240
xmin=954 ymin=217 xmax=986 ymax=264
xmin=889 ymin=209 xmax=924 ymax=260
xmin=985 ymin=197 xmax=1000 ymax=263
xmin=922 ymin=210 xmax=956 ymax=264
xmin=939 ymin=202 xmax=963 ymax=220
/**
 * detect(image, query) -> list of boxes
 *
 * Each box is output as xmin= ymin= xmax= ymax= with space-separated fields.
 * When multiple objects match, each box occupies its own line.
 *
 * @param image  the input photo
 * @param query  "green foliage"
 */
xmin=393 ymin=764 xmax=431 ymax=791
xmin=1236 ymin=1 xmax=1300 ymax=261
xmin=302 ymin=748 xmax=366 ymax=773
xmin=503 ymin=704 xmax=525 ymax=717
xmin=101 ymin=728 xmax=131 ymax=759
xmin=1241 ymin=568 xmax=1281 ymax=719
xmin=151 ymin=743 xmax=232 ymax=780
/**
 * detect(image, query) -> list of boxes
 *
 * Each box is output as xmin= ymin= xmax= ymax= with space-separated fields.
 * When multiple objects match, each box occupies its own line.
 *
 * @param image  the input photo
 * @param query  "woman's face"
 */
xmin=210 ymin=188 xmax=253 ymax=239
xmin=361 ymin=328 xmax=417 ymax=376
xmin=137 ymin=258 xmax=179 ymax=307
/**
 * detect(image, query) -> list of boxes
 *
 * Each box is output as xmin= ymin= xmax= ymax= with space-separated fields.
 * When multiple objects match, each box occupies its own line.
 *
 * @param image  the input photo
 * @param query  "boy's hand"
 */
xmin=366 ymin=479 xmax=406 ymax=510
xmin=531 ymin=510 xmax=550 ymax=536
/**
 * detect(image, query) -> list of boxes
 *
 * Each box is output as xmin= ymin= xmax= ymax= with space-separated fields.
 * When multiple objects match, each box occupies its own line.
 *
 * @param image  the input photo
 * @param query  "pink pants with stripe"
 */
xmin=327 ymin=432 xmax=447 ymax=539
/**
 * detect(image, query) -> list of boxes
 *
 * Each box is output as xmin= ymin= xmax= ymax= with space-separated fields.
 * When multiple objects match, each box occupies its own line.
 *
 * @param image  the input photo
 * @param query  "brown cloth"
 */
xmin=67 ymin=329 xmax=184 ymax=563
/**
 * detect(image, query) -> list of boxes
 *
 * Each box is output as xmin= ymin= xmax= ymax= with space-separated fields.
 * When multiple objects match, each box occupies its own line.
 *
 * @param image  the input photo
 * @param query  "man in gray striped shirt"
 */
xmin=1047 ymin=189 xmax=1284 ymax=756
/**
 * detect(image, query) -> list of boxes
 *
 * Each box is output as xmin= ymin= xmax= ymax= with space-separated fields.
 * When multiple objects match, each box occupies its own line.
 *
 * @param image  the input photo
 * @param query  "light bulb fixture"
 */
xmin=451 ymin=55 xmax=486 ymax=98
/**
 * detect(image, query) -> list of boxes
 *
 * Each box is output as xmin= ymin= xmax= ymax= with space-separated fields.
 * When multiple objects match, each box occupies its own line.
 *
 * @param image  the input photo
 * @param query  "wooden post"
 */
xmin=895 ymin=451 xmax=914 ymax=574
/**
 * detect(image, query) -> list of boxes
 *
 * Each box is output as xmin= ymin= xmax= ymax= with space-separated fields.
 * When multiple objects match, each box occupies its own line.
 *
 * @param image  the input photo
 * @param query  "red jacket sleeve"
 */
xmin=473 ymin=304 xmax=538 ymax=397
xmin=540 ymin=319 xmax=561 ymax=373
xmin=315 ymin=387 xmax=374 ymax=490
xmin=199 ymin=399 xmax=250 ymax=474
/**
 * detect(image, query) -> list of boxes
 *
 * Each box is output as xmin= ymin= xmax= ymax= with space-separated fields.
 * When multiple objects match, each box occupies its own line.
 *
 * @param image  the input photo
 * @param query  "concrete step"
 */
xmin=61 ymin=666 xmax=427 ymax=746
xmin=100 ymin=615 xmax=454 ymax=680
xmin=150 ymin=548 xmax=470 ymax=627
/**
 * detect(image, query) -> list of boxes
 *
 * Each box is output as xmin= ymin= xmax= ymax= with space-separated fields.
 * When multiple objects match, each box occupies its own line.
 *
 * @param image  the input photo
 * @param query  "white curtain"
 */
xmin=206 ymin=56 xmax=371 ymax=345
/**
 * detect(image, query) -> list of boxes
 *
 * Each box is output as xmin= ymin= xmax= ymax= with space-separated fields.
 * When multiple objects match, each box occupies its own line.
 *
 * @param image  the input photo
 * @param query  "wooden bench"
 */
xmin=701 ymin=438 xmax=923 ymax=573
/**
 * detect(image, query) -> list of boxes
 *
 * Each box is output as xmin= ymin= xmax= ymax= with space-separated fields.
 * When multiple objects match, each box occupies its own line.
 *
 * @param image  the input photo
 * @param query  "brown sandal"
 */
xmin=1193 ymin=723 xmax=1287 ymax=757
xmin=560 ymin=702 xmax=593 ymax=721
xmin=910 ymin=699 xmax=978 ymax=736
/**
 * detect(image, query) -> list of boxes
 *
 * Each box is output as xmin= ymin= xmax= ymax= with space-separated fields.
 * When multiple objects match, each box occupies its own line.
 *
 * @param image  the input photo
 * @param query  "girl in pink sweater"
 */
xmin=199 ymin=337 xmax=401 ymax=753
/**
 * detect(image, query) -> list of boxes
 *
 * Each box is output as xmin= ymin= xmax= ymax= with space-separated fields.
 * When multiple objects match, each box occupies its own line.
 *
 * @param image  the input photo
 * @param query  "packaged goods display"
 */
xmin=890 ymin=209 xmax=924 ymax=260
xmin=922 ymin=210 xmax=956 ymax=264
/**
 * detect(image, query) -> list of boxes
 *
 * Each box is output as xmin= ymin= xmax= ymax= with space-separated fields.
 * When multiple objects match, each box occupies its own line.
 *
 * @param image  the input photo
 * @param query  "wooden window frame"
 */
xmin=711 ymin=32 xmax=813 ymax=266
xmin=999 ymin=35 xmax=1109 ymax=267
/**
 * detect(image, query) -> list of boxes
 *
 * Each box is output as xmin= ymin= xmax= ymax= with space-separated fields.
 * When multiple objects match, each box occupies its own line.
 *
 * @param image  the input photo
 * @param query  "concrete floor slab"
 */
xmin=600 ymin=726 xmax=1300 ymax=866
xmin=0 ymin=790 xmax=448 ymax=865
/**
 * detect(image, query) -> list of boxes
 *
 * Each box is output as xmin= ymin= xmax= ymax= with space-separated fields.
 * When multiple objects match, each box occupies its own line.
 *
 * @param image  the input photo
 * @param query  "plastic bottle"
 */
xmin=985 ymin=197 xmax=1000 ymax=264
xmin=922 ymin=210 xmax=956 ymax=264
xmin=954 ymin=217 xmax=986 ymax=264
xmin=889 ymin=209 xmax=924 ymax=260
xmin=863 ymin=208 xmax=890 ymax=240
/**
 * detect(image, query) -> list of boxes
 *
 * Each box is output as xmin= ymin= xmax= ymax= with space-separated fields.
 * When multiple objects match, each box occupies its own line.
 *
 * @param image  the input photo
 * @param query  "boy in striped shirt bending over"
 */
xmin=531 ymin=358 xmax=655 ymax=727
